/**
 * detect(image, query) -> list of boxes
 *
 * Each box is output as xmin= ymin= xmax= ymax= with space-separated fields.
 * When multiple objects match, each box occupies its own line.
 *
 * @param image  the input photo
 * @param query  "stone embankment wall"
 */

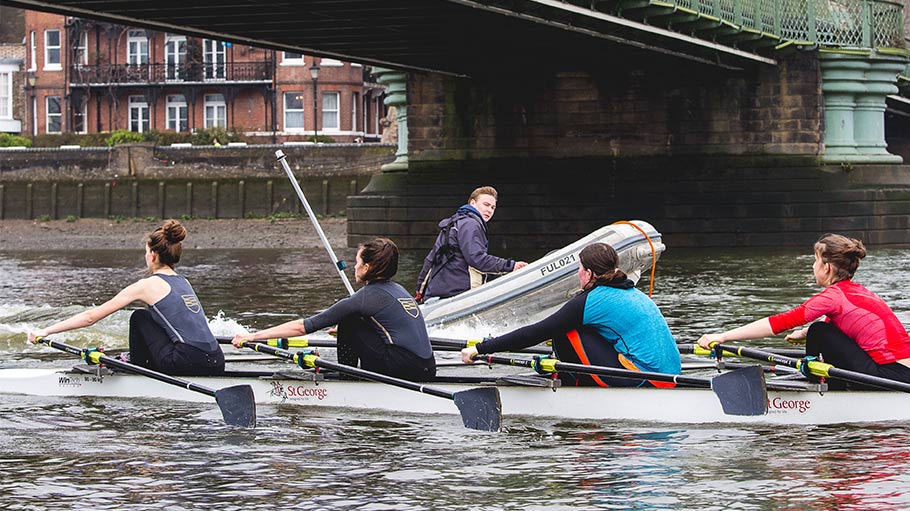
xmin=0 ymin=144 xmax=393 ymax=220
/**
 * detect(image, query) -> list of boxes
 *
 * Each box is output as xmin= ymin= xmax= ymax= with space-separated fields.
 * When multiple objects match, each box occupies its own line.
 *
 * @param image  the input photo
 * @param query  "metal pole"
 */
xmin=312 ymin=77 xmax=318 ymax=142
xmin=275 ymin=149 xmax=354 ymax=295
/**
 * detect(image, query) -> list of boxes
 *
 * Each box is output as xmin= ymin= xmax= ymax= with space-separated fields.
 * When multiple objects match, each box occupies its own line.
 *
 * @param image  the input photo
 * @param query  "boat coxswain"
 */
xmin=461 ymin=242 xmax=681 ymax=386
xmin=232 ymin=238 xmax=437 ymax=382
xmin=697 ymin=233 xmax=910 ymax=389
xmin=27 ymin=219 xmax=225 ymax=376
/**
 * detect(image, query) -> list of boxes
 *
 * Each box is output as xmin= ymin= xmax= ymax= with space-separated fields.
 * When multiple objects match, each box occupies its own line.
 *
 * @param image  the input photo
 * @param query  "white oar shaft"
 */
xmin=275 ymin=149 xmax=354 ymax=296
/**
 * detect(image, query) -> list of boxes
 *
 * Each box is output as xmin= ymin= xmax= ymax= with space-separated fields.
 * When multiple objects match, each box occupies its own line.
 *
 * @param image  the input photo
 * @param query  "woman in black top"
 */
xmin=232 ymin=238 xmax=435 ymax=381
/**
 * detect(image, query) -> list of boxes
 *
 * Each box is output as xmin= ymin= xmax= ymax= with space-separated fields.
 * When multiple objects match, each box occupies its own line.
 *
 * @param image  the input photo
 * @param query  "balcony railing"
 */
xmin=71 ymin=61 xmax=272 ymax=86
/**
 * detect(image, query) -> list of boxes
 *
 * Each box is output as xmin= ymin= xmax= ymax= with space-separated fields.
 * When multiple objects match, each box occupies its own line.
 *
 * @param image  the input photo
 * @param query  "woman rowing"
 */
xmin=28 ymin=220 xmax=224 ymax=376
xmin=697 ymin=233 xmax=910 ymax=388
xmin=460 ymin=242 xmax=681 ymax=386
xmin=232 ymin=237 xmax=436 ymax=381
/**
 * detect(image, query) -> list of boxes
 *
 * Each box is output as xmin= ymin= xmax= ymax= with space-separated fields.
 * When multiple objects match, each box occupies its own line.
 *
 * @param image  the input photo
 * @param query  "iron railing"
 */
xmin=70 ymin=61 xmax=272 ymax=86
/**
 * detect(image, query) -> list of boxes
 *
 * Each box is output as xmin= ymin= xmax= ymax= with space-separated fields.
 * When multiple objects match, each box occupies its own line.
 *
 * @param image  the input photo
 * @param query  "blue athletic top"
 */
xmin=148 ymin=274 xmax=219 ymax=353
xmin=478 ymin=282 xmax=681 ymax=374
xmin=303 ymin=280 xmax=433 ymax=360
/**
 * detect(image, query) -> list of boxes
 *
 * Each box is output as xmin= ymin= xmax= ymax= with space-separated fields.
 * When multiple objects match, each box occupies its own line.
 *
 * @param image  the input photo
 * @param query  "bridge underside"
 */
xmin=6 ymin=0 xmax=774 ymax=75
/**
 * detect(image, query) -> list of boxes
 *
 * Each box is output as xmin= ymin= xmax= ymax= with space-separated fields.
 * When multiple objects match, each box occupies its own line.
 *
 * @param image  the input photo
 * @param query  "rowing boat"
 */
xmin=3 ymin=365 xmax=907 ymax=425
xmin=420 ymin=220 xmax=665 ymax=333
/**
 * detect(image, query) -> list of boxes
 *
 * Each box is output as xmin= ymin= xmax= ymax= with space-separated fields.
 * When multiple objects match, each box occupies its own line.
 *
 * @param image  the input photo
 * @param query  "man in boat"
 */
xmin=460 ymin=242 xmax=681 ymax=386
xmin=697 ymin=233 xmax=910 ymax=389
xmin=234 ymin=238 xmax=436 ymax=382
xmin=415 ymin=186 xmax=527 ymax=302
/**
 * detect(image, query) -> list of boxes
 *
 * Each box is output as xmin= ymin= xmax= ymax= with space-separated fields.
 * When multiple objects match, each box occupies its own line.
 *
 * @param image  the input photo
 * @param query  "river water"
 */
xmin=2 ymin=242 xmax=910 ymax=510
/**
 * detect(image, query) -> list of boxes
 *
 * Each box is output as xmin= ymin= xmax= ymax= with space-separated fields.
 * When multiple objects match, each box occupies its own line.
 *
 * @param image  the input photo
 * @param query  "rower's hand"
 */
xmin=784 ymin=328 xmax=808 ymax=344
xmin=513 ymin=261 xmax=528 ymax=271
xmin=697 ymin=334 xmax=724 ymax=349
xmin=461 ymin=346 xmax=479 ymax=364
xmin=231 ymin=333 xmax=254 ymax=348
xmin=27 ymin=329 xmax=48 ymax=344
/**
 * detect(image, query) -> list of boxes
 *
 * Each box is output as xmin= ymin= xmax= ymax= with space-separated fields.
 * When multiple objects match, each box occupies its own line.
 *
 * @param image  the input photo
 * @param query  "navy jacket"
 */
xmin=416 ymin=205 xmax=515 ymax=300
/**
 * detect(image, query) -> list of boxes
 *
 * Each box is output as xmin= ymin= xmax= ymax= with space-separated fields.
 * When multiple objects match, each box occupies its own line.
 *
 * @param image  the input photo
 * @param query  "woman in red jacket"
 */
xmin=698 ymin=233 xmax=910 ymax=388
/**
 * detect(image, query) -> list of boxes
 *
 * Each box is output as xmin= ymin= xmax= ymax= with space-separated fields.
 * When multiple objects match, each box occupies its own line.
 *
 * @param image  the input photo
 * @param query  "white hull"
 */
xmin=2 ymin=367 xmax=906 ymax=426
xmin=420 ymin=220 xmax=665 ymax=334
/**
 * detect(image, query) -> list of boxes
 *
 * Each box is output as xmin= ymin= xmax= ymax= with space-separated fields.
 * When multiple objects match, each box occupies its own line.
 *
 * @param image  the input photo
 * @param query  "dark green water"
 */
xmin=2 ymin=245 xmax=910 ymax=510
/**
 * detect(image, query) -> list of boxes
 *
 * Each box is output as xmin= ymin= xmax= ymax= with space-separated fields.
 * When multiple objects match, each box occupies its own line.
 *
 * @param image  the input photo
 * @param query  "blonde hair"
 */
xmin=814 ymin=233 xmax=866 ymax=283
xmin=469 ymin=186 xmax=498 ymax=202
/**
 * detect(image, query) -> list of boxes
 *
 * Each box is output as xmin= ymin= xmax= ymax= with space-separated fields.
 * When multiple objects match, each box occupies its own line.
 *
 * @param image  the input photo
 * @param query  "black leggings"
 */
xmin=129 ymin=309 xmax=225 ymax=376
xmin=806 ymin=322 xmax=910 ymax=390
xmin=552 ymin=326 xmax=651 ymax=387
xmin=336 ymin=317 xmax=436 ymax=382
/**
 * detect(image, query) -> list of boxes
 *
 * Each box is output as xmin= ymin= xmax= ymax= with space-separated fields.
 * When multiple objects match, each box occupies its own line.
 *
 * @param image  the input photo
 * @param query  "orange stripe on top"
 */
xmin=565 ymin=329 xmax=609 ymax=387
xmin=617 ymin=353 xmax=675 ymax=388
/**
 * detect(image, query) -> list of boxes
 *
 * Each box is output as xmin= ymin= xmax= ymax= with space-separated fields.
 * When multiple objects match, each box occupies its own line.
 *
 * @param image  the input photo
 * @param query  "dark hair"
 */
xmin=358 ymin=237 xmax=399 ymax=282
xmin=579 ymin=243 xmax=627 ymax=289
xmin=814 ymin=233 xmax=866 ymax=283
xmin=469 ymin=186 xmax=498 ymax=202
xmin=147 ymin=219 xmax=186 ymax=268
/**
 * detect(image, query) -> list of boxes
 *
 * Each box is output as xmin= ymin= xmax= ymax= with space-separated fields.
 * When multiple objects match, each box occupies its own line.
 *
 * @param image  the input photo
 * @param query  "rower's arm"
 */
xmin=697 ymin=317 xmax=774 ymax=348
xmin=28 ymin=280 xmax=148 ymax=342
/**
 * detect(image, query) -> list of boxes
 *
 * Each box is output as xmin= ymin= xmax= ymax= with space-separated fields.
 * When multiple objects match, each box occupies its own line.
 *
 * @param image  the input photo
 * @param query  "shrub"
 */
xmin=0 ymin=133 xmax=32 ymax=147
xmin=105 ymin=129 xmax=145 ymax=146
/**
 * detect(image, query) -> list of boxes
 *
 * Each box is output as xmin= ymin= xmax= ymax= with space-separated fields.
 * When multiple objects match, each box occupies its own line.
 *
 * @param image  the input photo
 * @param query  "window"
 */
xmin=284 ymin=92 xmax=305 ymax=132
xmin=352 ymin=92 xmax=359 ymax=132
xmin=204 ymin=93 xmax=226 ymax=128
xmin=203 ymin=39 xmax=226 ymax=80
xmin=73 ymin=31 xmax=88 ymax=66
xmin=46 ymin=96 xmax=62 ymax=133
xmin=165 ymin=35 xmax=186 ymax=80
xmin=282 ymin=52 xmax=304 ymax=65
xmin=0 ymin=71 xmax=11 ymax=119
xmin=322 ymin=92 xmax=339 ymax=131
xmin=45 ymin=30 xmax=61 ymax=70
xmin=127 ymin=30 xmax=149 ymax=65
xmin=128 ymin=95 xmax=149 ymax=133
xmin=29 ymin=31 xmax=36 ymax=71
xmin=72 ymin=95 xmax=87 ymax=134
xmin=167 ymin=94 xmax=188 ymax=132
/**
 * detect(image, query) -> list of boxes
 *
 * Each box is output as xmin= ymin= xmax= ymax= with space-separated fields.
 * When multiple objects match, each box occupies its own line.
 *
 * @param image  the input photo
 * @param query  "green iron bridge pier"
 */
xmin=5 ymin=0 xmax=910 ymax=248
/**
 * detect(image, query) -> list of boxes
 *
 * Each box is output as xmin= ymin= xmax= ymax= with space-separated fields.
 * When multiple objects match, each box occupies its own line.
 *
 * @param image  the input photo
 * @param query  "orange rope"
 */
xmin=611 ymin=220 xmax=658 ymax=297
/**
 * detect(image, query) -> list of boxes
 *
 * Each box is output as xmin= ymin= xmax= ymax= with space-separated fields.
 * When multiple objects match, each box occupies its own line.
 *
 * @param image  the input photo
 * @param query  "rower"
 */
xmin=461 ymin=242 xmax=681 ymax=386
xmin=232 ymin=238 xmax=437 ymax=382
xmin=697 ymin=233 xmax=910 ymax=390
xmin=28 ymin=220 xmax=224 ymax=376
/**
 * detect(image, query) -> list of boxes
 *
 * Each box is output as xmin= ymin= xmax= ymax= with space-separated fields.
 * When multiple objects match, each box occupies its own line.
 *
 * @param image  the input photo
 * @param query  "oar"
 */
xmin=215 ymin=335 xmax=552 ymax=355
xmin=712 ymin=342 xmax=910 ymax=393
xmin=275 ymin=149 xmax=354 ymax=295
xmin=235 ymin=340 xmax=502 ymax=431
xmin=429 ymin=336 xmax=551 ymax=355
xmin=37 ymin=337 xmax=256 ymax=427
xmin=474 ymin=354 xmax=768 ymax=416
xmin=678 ymin=343 xmax=807 ymax=358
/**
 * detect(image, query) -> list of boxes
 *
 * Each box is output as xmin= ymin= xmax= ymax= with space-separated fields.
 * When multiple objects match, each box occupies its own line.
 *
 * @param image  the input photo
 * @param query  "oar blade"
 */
xmin=453 ymin=387 xmax=502 ymax=432
xmin=214 ymin=384 xmax=257 ymax=428
xmin=710 ymin=366 xmax=768 ymax=416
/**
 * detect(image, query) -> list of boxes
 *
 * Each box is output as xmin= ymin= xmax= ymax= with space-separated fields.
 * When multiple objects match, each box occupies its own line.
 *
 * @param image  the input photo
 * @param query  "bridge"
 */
xmin=6 ymin=0 xmax=910 ymax=248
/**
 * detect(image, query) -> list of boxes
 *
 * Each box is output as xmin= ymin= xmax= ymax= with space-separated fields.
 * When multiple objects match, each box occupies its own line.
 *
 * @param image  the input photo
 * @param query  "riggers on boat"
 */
xmin=420 ymin=220 xmax=665 ymax=333
xmin=2 ymin=365 xmax=907 ymax=426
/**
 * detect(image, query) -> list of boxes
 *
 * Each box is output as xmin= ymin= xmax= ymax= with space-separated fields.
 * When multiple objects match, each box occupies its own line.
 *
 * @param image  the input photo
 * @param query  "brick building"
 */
xmin=19 ymin=10 xmax=385 ymax=142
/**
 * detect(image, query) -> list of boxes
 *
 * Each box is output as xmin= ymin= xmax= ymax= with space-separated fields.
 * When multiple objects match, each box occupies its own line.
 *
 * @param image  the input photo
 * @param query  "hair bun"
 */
xmin=162 ymin=220 xmax=187 ymax=243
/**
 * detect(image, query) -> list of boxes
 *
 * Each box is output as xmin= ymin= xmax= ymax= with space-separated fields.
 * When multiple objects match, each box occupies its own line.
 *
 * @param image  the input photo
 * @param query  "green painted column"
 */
xmin=819 ymin=54 xmax=867 ymax=161
xmin=853 ymin=55 xmax=907 ymax=162
xmin=374 ymin=68 xmax=409 ymax=172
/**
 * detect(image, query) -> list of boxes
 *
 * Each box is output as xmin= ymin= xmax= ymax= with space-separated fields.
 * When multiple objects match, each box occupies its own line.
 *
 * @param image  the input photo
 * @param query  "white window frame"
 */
xmin=166 ymin=94 xmax=188 ymax=132
xmin=281 ymin=52 xmax=305 ymax=66
xmin=204 ymin=93 xmax=226 ymax=128
xmin=74 ymin=31 xmax=88 ymax=67
xmin=320 ymin=58 xmax=343 ymax=67
xmin=29 ymin=31 xmax=37 ymax=71
xmin=128 ymin=95 xmax=149 ymax=133
xmin=127 ymin=30 xmax=149 ymax=66
xmin=44 ymin=30 xmax=62 ymax=71
xmin=0 ymin=70 xmax=12 ymax=120
xmin=321 ymin=92 xmax=340 ymax=132
xmin=283 ymin=92 xmax=305 ymax=132
xmin=72 ymin=95 xmax=88 ymax=134
xmin=46 ymin=96 xmax=62 ymax=133
xmin=165 ymin=34 xmax=187 ymax=81
xmin=351 ymin=92 xmax=359 ymax=133
xmin=203 ymin=39 xmax=226 ymax=80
